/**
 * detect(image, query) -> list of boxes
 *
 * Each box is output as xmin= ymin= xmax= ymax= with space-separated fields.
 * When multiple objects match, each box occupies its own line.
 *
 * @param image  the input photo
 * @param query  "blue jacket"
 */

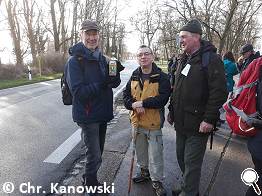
xmin=65 ymin=42 xmax=121 ymax=124
xmin=223 ymin=59 xmax=238 ymax=92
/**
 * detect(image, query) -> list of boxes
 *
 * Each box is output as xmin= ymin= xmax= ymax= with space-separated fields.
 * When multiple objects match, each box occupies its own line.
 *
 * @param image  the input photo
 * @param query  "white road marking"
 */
xmin=43 ymin=129 xmax=81 ymax=164
xmin=114 ymin=84 xmax=126 ymax=100
xmin=44 ymin=70 xmax=131 ymax=164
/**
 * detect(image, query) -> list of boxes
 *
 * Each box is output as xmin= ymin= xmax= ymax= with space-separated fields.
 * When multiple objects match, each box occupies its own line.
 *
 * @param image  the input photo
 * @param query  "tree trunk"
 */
xmin=5 ymin=0 xmax=24 ymax=74
xmin=50 ymin=0 xmax=60 ymax=52
xmin=218 ymin=0 xmax=238 ymax=53
xmin=71 ymin=0 xmax=78 ymax=46
xmin=23 ymin=0 xmax=37 ymax=66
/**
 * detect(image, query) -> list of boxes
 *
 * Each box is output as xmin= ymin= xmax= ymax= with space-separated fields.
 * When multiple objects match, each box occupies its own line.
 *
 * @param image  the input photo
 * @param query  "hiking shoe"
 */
xmin=132 ymin=168 xmax=151 ymax=183
xmin=152 ymin=181 xmax=167 ymax=196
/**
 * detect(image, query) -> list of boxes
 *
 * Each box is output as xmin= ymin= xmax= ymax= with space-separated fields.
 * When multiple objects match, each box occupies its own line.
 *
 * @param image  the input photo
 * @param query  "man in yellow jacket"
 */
xmin=123 ymin=45 xmax=171 ymax=196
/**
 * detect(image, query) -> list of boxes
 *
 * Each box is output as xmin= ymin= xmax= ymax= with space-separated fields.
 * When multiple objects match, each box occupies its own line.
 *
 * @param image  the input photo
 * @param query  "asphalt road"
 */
xmin=0 ymin=60 xmax=138 ymax=195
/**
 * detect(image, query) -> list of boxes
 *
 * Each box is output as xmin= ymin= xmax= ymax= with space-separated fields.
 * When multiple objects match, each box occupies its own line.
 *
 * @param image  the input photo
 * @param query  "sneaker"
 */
xmin=132 ymin=168 xmax=151 ymax=183
xmin=152 ymin=181 xmax=167 ymax=196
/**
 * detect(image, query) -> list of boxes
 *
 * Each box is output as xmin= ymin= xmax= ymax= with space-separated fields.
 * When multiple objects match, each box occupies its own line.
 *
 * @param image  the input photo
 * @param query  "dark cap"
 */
xmin=80 ymin=20 xmax=99 ymax=31
xmin=240 ymin=43 xmax=253 ymax=54
xmin=180 ymin=19 xmax=202 ymax=35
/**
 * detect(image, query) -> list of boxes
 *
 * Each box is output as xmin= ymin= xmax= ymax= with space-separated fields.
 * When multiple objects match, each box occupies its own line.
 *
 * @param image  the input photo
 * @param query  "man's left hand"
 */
xmin=199 ymin=121 xmax=214 ymax=133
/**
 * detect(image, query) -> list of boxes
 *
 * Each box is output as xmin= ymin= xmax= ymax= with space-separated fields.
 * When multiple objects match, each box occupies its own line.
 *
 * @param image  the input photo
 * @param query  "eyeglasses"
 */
xmin=137 ymin=52 xmax=152 ymax=58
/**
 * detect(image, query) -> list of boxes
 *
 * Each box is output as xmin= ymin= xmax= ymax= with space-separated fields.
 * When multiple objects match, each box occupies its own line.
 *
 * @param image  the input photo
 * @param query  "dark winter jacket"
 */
xmin=123 ymin=63 xmax=171 ymax=130
xmin=170 ymin=40 xmax=228 ymax=135
xmin=240 ymin=51 xmax=260 ymax=73
xmin=248 ymin=59 xmax=262 ymax=161
xmin=65 ymin=42 xmax=121 ymax=124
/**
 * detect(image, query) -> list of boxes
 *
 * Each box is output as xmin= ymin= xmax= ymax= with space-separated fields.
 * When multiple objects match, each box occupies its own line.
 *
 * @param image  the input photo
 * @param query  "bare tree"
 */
xmin=70 ymin=0 xmax=79 ymax=45
xmin=5 ymin=0 xmax=24 ymax=73
xmin=22 ymin=0 xmax=37 ymax=66
xmin=50 ymin=0 xmax=60 ymax=51
xmin=130 ymin=0 xmax=161 ymax=48
xmin=164 ymin=0 xmax=262 ymax=54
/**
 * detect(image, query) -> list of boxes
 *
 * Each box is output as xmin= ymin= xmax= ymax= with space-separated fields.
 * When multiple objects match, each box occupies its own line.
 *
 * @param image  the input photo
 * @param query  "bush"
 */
xmin=41 ymin=52 xmax=67 ymax=73
xmin=0 ymin=52 xmax=68 ymax=80
xmin=0 ymin=64 xmax=17 ymax=80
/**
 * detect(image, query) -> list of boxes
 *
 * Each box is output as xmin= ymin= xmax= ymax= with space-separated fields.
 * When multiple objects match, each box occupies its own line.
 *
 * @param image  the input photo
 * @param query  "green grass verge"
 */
xmin=0 ymin=73 xmax=62 ymax=90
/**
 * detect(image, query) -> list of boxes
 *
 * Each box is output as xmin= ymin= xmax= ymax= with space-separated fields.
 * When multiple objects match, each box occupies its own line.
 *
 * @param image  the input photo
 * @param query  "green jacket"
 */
xmin=170 ymin=40 xmax=227 ymax=135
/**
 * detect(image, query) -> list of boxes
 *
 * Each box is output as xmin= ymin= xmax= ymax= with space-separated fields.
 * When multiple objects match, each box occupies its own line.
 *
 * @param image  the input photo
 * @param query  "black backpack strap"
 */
xmin=76 ymin=56 xmax=85 ymax=71
xmin=201 ymin=51 xmax=211 ymax=71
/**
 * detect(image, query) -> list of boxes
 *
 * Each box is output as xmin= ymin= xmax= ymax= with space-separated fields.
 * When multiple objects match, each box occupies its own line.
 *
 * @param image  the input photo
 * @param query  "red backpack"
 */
xmin=223 ymin=57 xmax=262 ymax=137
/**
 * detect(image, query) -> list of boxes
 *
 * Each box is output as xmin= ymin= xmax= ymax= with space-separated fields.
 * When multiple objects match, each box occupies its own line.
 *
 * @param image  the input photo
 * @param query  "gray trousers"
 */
xmin=134 ymin=127 xmax=164 ymax=182
xmin=78 ymin=122 xmax=107 ymax=186
xmin=176 ymin=131 xmax=209 ymax=196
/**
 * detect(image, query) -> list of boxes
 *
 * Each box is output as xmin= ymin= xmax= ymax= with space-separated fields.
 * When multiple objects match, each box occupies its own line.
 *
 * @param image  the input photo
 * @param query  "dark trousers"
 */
xmin=78 ymin=122 xmax=107 ymax=186
xmin=246 ymin=156 xmax=262 ymax=196
xmin=176 ymin=131 xmax=209 ymax=196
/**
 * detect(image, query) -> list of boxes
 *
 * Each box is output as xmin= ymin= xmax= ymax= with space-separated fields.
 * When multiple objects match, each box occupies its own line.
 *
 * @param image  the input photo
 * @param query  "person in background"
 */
xmin=223 ymin=51 xmax=238 ymax=95
xmin=238 ymin=43 xmax=260 ymax=73
xmin=168 ymin=54 xmax=178 ymax=88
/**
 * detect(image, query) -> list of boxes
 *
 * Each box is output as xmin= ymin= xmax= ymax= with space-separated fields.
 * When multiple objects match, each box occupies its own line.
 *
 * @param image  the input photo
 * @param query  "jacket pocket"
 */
xmin=183 ymin=106 xmax=205 ymax=131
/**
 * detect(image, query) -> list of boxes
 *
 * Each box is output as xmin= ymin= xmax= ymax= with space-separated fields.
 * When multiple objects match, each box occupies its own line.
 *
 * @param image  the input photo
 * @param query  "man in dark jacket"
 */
xmin=168 ymin=19 xmax=228 ymax=196
xmin=65 ymin=20 xmax=122 ymax=194
xmin=123 ymin=45 xmax=171 ymax=196
xmin=246 ymin=57 xmax=262 ymax=196
xmin=238 ymin=43 xmax=260 ymax=73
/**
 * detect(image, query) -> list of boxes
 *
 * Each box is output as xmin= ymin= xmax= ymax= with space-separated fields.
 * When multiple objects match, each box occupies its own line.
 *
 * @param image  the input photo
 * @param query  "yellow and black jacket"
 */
xmin=123 ymin=63 xmax=171 ymax=130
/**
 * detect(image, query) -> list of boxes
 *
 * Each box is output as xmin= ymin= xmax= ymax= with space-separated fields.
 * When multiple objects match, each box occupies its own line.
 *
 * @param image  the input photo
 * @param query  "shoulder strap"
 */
xmin=201 ymin=51 xmax=211 ymax=70
xmin=76 ymin=56 xmax=85 ymax=71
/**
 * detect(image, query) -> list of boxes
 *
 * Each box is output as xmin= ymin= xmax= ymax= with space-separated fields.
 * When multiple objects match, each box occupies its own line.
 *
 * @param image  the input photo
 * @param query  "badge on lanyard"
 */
xmin=181 ymin=64 xmax=191 ymax=76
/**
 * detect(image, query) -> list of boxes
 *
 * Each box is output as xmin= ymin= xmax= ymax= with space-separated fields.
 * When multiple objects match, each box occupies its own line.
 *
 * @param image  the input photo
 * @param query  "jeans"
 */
xmin=176 ymin=131 xmax=209 ymax=196
xmin=246 ymin=156 xmax=262 ymax=196
xmin=78 ymin=122 xmax=107 ymax=186
xmin=134 ymin=127 xmax=164 ymax=182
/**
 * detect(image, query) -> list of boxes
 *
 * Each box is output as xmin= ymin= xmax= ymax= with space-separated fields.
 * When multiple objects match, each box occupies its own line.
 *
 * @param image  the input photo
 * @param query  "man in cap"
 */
xmin=168 ymin=19 xmax=227 ymax=196
xmin=65 ymin=20 xmax=123 ymax=195
xmin=238 ymin=43 xmax=260 ymax=73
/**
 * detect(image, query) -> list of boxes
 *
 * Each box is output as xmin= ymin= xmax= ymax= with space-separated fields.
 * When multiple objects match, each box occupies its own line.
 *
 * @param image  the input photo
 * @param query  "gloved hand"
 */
xmin=116 ymin=60 xmax=125 ymax=72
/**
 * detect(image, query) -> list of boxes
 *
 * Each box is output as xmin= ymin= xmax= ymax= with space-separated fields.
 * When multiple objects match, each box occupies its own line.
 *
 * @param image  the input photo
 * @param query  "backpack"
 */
xmin=223 ymin=57 xmax=262 ymax=137
xmin=61 ymin=57 xmax=83 ymax=105
xmin=61 ymin=71 xmax=72 ymax=105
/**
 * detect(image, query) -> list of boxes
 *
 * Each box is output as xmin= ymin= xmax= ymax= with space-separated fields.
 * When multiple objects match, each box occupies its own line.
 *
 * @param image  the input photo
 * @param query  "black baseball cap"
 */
xmin=240 ymin=43 xmax=253 ymax=54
